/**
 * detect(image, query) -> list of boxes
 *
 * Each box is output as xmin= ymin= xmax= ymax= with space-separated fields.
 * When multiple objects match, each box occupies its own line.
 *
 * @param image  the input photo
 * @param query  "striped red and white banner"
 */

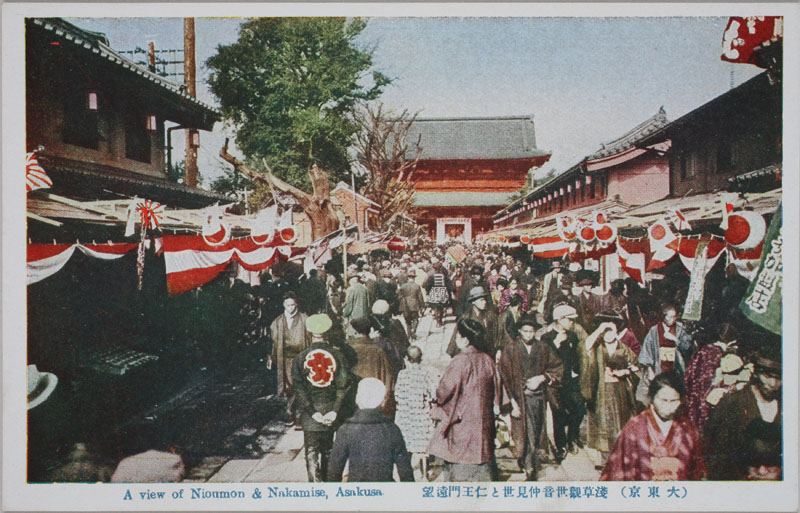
xmin=162 ymin=235 xmax=296 ymax=295
xmin=530 ymin=236 xmax=568 ymax=259
xmin=26 ymin=152 xmax=53 ymax=192
xmin=27 ymin=242 xmax=138 ymax=284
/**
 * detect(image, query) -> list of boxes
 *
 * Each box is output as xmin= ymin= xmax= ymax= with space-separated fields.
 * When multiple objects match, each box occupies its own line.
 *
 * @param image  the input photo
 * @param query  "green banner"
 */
xmin=740 ymin=205 xmax=782 ymax=334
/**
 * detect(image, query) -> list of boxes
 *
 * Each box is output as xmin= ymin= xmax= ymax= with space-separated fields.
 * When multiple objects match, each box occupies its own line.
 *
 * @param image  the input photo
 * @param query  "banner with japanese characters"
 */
xmin=740 ymin=205 xmax=782 ymax=334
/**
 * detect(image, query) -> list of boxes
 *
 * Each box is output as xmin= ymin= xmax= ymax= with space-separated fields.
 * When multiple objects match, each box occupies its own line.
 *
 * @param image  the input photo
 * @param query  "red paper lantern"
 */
xmin=595 ymin=223 xmax=617 ymax=243
xmin=579 ymin=226 xmax=596 ymax=242
xmin=521 ymin=235 xmax=530 ymax=244
xmin=279 ymin=226 xmax=298 ymax=244
xmin=203 ymin=224 xmax=230 ymax=246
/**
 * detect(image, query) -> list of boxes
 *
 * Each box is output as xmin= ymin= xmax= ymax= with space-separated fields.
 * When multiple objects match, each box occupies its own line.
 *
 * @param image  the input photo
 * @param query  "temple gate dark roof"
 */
xmin=404 ymin=115 xmax=550 ymax=161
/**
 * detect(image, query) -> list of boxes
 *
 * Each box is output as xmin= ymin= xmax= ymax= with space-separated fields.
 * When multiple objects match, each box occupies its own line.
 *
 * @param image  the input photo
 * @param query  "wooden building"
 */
xmin=26 ymin=17 xmax=225 ymax=216
xmin=404 ymin=116 xmax=551 ymax=244
xmin=637 ymin=72 xmax=782 ymax=197
xmin=494 ymin=108 xmax=670 ymax=229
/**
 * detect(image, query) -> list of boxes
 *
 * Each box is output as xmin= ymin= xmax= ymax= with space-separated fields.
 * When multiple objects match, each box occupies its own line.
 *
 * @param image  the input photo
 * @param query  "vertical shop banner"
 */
xmin=740 ymin=206 xmax=782 ymax=334
xmin=682 ymin=240 xmax=710 ymax=321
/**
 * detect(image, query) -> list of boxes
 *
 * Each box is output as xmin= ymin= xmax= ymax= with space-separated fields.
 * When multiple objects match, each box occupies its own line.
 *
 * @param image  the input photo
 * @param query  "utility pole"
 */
xmin=184 ymin=18 xmax=199 ymax=187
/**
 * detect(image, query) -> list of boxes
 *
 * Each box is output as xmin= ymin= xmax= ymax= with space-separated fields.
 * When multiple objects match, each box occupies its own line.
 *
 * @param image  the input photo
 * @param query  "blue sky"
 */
xmin=67 ymin=16 xmax=763 ymax=184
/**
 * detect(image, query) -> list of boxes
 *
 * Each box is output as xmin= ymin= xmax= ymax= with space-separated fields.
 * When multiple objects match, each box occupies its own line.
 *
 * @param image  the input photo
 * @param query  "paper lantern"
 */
xmin=203 ymin=223 xmax=230 ymax=247
xmin=595 ymin=223 xmax=617 ymax=243
xmin=576 ymin=179 xmax=581 ymax=189
xmin=579 ymin=225 xmax=596 ymax=243
xmin=251 ymin=230 xmax=275 ymax=246
xmin=586 ymin=175 xmax=592 ymax=185
xmin=521 ymin=235 xmax=530 ymax=244
xmin=279 ymin=226 xmax=298 ymax=244
xmin=725 ymin=211 xmax=766 ymax=250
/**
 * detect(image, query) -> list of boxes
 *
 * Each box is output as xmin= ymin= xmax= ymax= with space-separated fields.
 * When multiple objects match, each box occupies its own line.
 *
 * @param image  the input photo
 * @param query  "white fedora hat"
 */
xmin=27 ymin=364 xmax=58 ymax=410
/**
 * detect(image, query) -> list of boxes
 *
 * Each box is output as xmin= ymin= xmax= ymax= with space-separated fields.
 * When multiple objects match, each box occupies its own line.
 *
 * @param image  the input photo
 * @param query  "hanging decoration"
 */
xmin=682 ymin=240 xmax=713 ymax=321
xmin=202 ymin=204 xmax=231 ymax=247
xmin=666 ymin=207 xmax=692 ymax=231
xmin=740 ymin=205 xmax=782 ymax=334
xmin=721 ymin=16 xmax=783 ymax=66
xmin=647 ymin=218 xmax=678 ymax=264
xmin=617 ymin=237 xmax=647 ymax=284
xmin=27 ymin=242 xmax=138 ymax=285
xmin=162 ymin=234 xmax=295 ymax=295
xmin=26 ymin=152 xmax=53 ymax=192
xmin=529 ymin=236 xmax=568 ymax=259
xmin=277 ymin=208 xmax=298 ymax=244
xmin=725 ymin=211 xmax=766 ymax=250
xmin=250 ymin=204 xmax=278 ymax=245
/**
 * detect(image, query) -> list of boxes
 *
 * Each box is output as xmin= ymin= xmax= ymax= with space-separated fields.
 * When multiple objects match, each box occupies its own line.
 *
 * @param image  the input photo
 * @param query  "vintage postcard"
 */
xmin=3 ymin=2 xmax=798 ymax=511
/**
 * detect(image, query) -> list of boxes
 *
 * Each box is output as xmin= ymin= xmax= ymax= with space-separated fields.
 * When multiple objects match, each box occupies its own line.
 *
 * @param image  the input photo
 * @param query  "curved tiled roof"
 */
xmin=30 ymin=18 xmax=220 ymax=120
xmin=404 ymin=115 xmax=551 ymax=161
xmin=588 ymin=107 xmax=668 ymax=159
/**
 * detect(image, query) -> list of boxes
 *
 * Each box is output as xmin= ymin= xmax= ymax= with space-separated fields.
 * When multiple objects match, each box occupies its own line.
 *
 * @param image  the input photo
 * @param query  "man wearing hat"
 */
xmin=542 ymin=304 xmax=586 ymax=461
xmin=446 ymin=287 xmax=501 ymax=358
xmin=370 ymin=299 xmax=409 ymax=377
xmin=536 ymin=260 xmax=565 ymax=318
xmin=703 ymin=342 xmax=782 ymax=480
xmin=498 ymin=317 xmax=564 ymax=480
xmin=375 ymin=269 xmax=399 ymax=315
xmin=268 ymin=292 xmax=311 ymax=425
xmin=291 ymin=314 xmax=351 ymax=482
xmin=575 ymin=270 xmax=601 ymax=329
xmin=397 ymin=269 xmax=425 ymax=340
xmin=343 ymin=275 xmax=371 ymax=337
xmin=455 ymin=265 xmax=486 ymax=317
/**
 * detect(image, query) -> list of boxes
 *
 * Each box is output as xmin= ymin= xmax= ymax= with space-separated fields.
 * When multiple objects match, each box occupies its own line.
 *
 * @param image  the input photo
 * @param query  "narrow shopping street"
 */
xmin=180 ymin=312 xmax=601 ymax=483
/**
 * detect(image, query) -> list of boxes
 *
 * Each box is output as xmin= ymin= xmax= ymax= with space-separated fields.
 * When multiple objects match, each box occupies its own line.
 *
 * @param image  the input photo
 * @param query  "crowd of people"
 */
xmin=257 ymin=240 xmax=784 ymax=483
xmin=29 ymin=240 xmax=783 ymax=484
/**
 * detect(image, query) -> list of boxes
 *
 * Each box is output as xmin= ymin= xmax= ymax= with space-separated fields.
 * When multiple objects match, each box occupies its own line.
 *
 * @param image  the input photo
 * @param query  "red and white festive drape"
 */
xmin=161 ymin=235 xmax=297 ymax=295
xmin=27 ymin=242 xmax=138 ymax=284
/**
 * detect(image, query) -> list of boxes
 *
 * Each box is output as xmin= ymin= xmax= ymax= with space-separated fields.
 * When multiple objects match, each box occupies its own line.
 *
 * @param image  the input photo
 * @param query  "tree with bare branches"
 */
xmin=220 ymin=139 xmax=340 ymax=240
xmin=353 ymin=104 xmax=423 ymax=233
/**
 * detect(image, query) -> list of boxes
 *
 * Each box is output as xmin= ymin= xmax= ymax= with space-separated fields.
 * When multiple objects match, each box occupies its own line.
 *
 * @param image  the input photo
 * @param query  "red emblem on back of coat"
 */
xmin=304 ymin=349 xmax=337 ymax=387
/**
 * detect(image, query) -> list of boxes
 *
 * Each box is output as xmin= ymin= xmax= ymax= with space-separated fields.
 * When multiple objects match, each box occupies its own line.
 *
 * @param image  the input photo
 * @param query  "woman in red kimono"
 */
xmin=427 ymin=318 xmax=501 ymax=481
xmin=601 ymin=372 xmax=706 ymax=481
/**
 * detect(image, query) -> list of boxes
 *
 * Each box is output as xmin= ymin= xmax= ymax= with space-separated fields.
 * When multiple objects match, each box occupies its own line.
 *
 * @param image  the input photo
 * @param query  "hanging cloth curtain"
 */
xmin=27 ymin=243 xmax=138 ymax=285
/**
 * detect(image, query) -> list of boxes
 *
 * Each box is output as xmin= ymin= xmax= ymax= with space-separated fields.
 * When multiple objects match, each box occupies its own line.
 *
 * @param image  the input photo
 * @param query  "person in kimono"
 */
xmin=580 ymin=314 xmax=639 ymax=459
xmin=601 ymin=372 xmax=706 ymax=481
xmin=427 ymin=319 xmax=500 ymax=482
xmin=636 ymin=304 xmax=695 ymax=406
xmin=268 ymin=292 xmax=311 ymax=425
xmin=498 ymin=317 xmax=563 ymax=480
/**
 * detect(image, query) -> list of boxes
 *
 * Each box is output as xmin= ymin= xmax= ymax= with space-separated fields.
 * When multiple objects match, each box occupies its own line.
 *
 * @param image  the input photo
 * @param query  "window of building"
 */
xmin=62 ymin=86 xmax=99 ymax=149
xmin=680 ymin=151 xmax=697 ymax=180
xmin=125 ymin=110 xmax=151 ymax=163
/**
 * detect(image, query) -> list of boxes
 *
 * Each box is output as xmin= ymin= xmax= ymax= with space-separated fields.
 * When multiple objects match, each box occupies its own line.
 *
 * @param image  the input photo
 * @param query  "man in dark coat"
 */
xmin=497 ymin=294 xmax=523 ymax=353
xmin=301 ymin=269 xmax=328 ymax=315
xmin=371 ymin=299 xmax=410 ymax=371
xmin=446 ymin=287 xmax=501 ymax=357
xmin=291 ymin=314 xmax=351 ymax=482
xmin=541 ymin=304 xmax=586 ymax=461
xmin=374 ymin=269 xmax=399 ymax=315
xmin=703 ymin=344 xmax=782 ymax=480
xmin=327 ymin=378 xmax=414 ymax=482
xmin=348 ymin=317 xmax=396 ymax=416
xmin=397 ymin=270 xmax=425 ymax=340
xmin=498 ymin=317 xmax=564 ymax=480
xmin=455 ymin=266 xmax=484 ymax=317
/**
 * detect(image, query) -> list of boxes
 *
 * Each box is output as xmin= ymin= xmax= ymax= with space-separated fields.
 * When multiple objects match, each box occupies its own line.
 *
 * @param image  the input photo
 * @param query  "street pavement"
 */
xmin=185 ymin=312 xmax=601 ymax=483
